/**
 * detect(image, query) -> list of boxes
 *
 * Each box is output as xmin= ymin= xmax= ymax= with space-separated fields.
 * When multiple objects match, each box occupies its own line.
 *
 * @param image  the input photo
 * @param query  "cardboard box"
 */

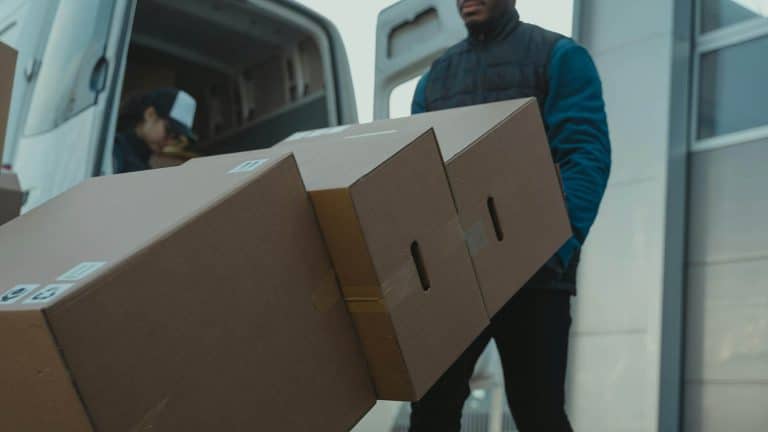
xmin=0 ymin=42 xmax=17 ymax=161
xmin=191 ymin=125 xmax=489 ymax=401
xmin=0 ymin=171 xmax=22 ymax=225
xmin=414 ymin=99 xmax=571 ymax=316
xmin=287 ymin=99 xmax=571 ymax=317
xmin=0 ymin=154 xmax=375 ymax=431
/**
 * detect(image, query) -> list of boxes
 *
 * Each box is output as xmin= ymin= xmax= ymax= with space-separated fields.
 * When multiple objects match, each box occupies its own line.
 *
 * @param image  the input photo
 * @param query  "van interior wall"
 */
xmin=121 ymin=42 xmax=329 ymax=155
xmin=118 ymin=0 xmax=331 ymax=158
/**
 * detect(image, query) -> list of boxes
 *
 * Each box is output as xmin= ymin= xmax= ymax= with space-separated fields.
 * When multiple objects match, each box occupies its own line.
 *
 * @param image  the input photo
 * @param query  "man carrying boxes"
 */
xmin=409 ymin=0 xmax=612 ymax=430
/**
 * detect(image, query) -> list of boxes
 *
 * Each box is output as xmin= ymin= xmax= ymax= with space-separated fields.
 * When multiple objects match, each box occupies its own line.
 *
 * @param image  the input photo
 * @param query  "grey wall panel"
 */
xmin=688 ymin=139 xmax=768 ymax=263
xmin=571 ymin=1 xmax=681 ymax=430
xmin=686 ymin=259 xmax=768 ymax=382
xmin=574 ymin=179 xmax=663 ymax=334
xmin=685 ymin=140 xmax=768 ymax=431
xmin=592 ymin=35 xmax=672 ymax=186
xmin=578 ymin=0 xmax=672 ymax=54
xmin=684 ymin=382 xmax=768 ymax=432
xmin=567 ymin=333 xmax=656 ymax=432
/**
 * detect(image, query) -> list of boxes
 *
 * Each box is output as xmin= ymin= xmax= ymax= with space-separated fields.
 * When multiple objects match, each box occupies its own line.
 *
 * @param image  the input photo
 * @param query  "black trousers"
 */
xmin=409 ymin=268 xmax=574 ymax=432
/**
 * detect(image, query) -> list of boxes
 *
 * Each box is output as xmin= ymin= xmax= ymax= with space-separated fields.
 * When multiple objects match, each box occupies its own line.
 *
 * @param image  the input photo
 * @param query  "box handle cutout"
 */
xmin=411 ymin=241 xmax=431 ymax=292
xmin=488 ymin=196 xmax=504 ymax=242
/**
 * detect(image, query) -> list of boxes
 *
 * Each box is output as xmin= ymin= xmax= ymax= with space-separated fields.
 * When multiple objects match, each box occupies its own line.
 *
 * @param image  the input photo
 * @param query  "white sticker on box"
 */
xmin=23 ymin=284 xmax=74 ymax=305
xmin=0 ymin=284 xmax=40 ymax=305
xmin=57 ymin=261 xmax=107 ymax=282
xmin=228 ymin=159 xmax=268 ymax=174
xmin=344 ymin=130 xmax=398 ymax=140
xmin=285 ymin=130 xmax=312 ymax=141
xmin=285 ymin=125 xmax=351 ymax=141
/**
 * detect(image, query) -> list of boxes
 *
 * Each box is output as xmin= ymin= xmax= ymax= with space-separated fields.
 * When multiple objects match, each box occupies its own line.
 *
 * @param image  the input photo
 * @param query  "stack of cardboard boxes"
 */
xmin=0 ymin=156 xmax=375 ymax=431
xmin=0 ymin=92 xmax=570 ymax=430
xmin=197 ymin=125 xmax=489 ymax=401
xmin=281 ymin=98 xmax=571 ymax=317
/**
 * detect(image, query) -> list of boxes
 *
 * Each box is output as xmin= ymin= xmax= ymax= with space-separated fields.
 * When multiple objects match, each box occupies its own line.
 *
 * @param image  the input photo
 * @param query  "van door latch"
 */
xmin=24 ymin=58 xmax=41 ymax=82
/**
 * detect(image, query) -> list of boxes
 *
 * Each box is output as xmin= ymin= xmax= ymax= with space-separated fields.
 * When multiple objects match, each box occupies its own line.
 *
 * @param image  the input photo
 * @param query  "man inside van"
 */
xmin=113 ymin=88 xmax=198 ymax=173
xmin=410 ymin=1 xmax=611 ymax=430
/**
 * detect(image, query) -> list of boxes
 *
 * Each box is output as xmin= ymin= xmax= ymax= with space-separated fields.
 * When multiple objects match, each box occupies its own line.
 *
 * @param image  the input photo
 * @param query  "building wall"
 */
xmin=576 ymin=1 xmax=768 ymax=431
xmin=569 ymin=1 xmax=679 ymax=430
xmin=685 ymin=137 xmax=768 ymax=431
xmin=684 ymin=2 xmax=768 ymax=426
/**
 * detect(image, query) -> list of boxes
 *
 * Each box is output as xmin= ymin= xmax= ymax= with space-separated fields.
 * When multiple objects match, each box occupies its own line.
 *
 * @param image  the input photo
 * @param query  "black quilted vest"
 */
xmin=424 ymin=8 xmax=564 ymax=113
xmin=425 ymin=9 xmax=580 ymax=289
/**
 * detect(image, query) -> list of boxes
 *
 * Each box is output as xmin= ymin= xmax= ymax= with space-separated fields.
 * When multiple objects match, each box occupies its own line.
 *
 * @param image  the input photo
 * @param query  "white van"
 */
xmin=9 ymin=1 xmax=333 ymax=208
xmin=0 ymin=1 xmax=340 ymax=208
xmin=0 ymin=0 xmax=469 ymax=213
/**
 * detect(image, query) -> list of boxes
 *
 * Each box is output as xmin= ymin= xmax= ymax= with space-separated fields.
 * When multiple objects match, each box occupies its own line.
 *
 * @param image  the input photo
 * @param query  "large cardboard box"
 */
xmin=288 ymin=99 xmax=571 ymax=317
xmin=0 ymin=171 xmax=22 ymax=225
xmin=0 ymin=155 xmax=375 ymax=431
xmin=0 ymin=41 xmax=17 ymax=161
xmin=413 ymin=99 xmax=571 ymax=316
xmin=192 ymin=125 xmax=489 ymax=401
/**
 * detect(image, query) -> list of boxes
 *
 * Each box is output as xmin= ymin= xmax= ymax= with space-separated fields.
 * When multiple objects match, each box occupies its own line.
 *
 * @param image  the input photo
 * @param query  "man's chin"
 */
xmin=465 ymin=18 xmax=490 ymax=34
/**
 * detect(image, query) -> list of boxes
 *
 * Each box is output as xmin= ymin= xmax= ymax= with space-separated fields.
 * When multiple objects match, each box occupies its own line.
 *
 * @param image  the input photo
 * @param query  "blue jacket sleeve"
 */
xmin=411 ymin=72 xmax=430 ymax=115
xmin=544 ymin=39 xmax=611 ymax=268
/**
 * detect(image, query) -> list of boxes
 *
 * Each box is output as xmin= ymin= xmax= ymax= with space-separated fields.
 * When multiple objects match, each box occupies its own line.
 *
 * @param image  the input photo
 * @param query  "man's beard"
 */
xmin=465 ymin=18 xmax=494 ymax=36
xmin=463 ymin=0 xmax=512 ymax=36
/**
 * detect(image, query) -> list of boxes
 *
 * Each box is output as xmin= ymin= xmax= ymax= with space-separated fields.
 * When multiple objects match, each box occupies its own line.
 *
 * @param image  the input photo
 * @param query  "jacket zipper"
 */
xmin=476 ymin=39 xmax=487 ymax=105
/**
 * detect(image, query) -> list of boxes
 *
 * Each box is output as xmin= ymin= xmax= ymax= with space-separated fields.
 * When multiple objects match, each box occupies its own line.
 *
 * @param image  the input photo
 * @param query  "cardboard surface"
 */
xmin=283 ymin=99 xmax=571 ymax=317
xmin=0 ymin=171 xmax=22 ymax=225
xmin=0 ymin=42 xmax=17 ymax=161
xmin=0 ymin=155 xmax=374 ymax=431
xmin=433 ymin=99 xmax=572 ymax=316
xmin=191 ymin=127 xmax=489 ymax=401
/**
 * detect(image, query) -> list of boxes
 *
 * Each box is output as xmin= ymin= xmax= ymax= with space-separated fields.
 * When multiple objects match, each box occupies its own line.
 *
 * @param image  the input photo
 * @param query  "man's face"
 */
xmin=457 ymin=0 xmax=504 ymax=26
xmin=139 ymin=107 xmax=183 ymax=153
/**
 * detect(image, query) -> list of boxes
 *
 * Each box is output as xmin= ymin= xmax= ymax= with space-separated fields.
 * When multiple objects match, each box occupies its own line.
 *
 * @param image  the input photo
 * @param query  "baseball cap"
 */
xmin=145 ymin=88 xmax=198 ymax=142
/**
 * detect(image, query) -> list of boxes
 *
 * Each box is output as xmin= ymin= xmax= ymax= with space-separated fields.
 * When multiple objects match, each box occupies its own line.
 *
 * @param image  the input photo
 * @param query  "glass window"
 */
xmin=24 ymin=0 xmax=115 ymax=136
xmin=697 ymin=35 xmax=768 ymax=139
xmin=701 ymin=0 xmax=768 ymax=33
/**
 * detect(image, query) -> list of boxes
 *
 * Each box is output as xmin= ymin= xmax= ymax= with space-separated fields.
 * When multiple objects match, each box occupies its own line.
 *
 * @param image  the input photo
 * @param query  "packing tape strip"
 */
xmin=346 ymin=298 xmax=389 ymax=314
xmin=464 ymin=220 xmax=489 ymax=258
xmin=343 ymin=248 xmax=431 ymax=314
xmin=346 ymin=217 xmax=469 ymax=314
xmin=311 ymin=269 xmax=343 ymax=313
xmin=344 ymin=261 xmax=420 ymax=314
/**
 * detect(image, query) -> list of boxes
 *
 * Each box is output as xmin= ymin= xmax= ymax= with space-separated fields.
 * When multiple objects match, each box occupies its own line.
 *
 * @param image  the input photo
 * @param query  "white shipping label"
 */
xmin=58 ymin=261 xmax=107 ymax=282
xmin=23 ymin=284 xmax=74 ymax=305
xmin=0 ymin=284 xmax=40 ymax=305
xmin=228 ymin=159 xmax=269 ymax=174
xmin=344 ymin=130 xmax=398 ymax=140
xmin=285 ymin=125 xmax=351 ymax=141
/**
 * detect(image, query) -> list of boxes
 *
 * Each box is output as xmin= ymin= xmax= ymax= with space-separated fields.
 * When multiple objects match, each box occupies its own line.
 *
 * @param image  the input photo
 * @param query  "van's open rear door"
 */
xmin=0 ymin=0 xmax=56 ymax=166
xmin=373 ymin=0 xmax=464 ymax=120
xmin=13 ymin=0 xmax=132 ymax=211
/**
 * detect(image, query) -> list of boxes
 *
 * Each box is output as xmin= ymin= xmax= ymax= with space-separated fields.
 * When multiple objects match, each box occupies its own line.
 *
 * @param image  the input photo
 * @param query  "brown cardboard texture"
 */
xmin=285 ymin=99 xmax=571 ymax=317
xmin=0 ymin=42 xmax=17 ymax=159
xmin=425 ymin=99 xmax=571 ymax=316
xmin=192 ymin=126 xmax=489 ymax=401
xmin=0 ymin=171 xmax=22 ymax=225
xmin=0 ymin=154 xmax=374 ymax=431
